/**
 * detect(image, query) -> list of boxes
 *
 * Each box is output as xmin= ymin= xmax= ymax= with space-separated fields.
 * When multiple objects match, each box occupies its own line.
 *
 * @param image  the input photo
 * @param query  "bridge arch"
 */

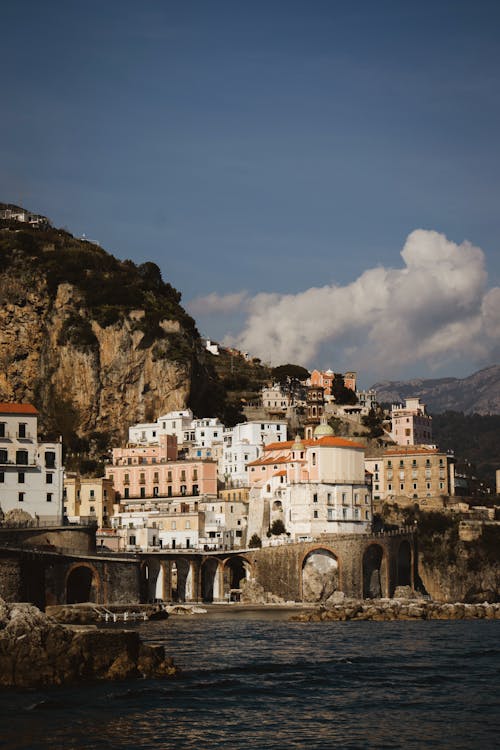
xmin=301 ymin=547 xmax=340 ymax=602
xmin=201 ymin=558 xmax=222 ymax=602
xmin=362 ymin=543 xmax=387 ymax=598
xmin=222 ymin=555 xmax=251 ymax=600
xmin=141 ymin=558 xmax=162 ymax=602
xmin=397 ymin=539 xmax=412 ymax=588
xmin=171 ymin=558 xmax=192 ymax=602
xmin=65 ymin=562 xmax=101 ymax=604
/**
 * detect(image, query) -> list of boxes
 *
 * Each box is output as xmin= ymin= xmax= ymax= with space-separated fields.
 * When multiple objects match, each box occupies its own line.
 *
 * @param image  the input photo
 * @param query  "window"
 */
xmin=89 ymin=505 xmax=95 ymax=512
xmin=46 ymin=492 xmax=52 ymax=502
xmin=129 ymin=535 xmax=136 ymax=546
xmin=18 ymin=423 xmax=26 ymax=438
xmin=18 ymin=472 xmax=25 ymax=483
xmin=400 ymin=483 xmax=404 ymax=491
xmin=0 ymin=423 xmax=5 ymax=437
xmin=312 ymin=453 xmax=317 ymax=466
xmin=43 ymin=451 xmax=56 ymax=469
xmin=313 ymin=510 xmax=318 ymax=518
xmin=124 ymin=487 xmax=129 ymax=499
xmin=153 ymin=486 xmax=159 ymax=497
xmin=342 ymin=508 xmax=347 ymax=519
xmin=171 ymin=521 xmax=176 ymax=530
xmin=124 ymin=473 xmax=130 ymax=484
xmin=388 ymin=484 xmax=392 ymax=491
xmin=18 ymin=492 xmax=24 ymax=502
xmin=342 ymin=492 xmax=347 ymax=505
xmin=185 ymin=520 xmax=191 ymax=529
xmin=0 ymin=449 xmax=7 ymax=463
xmin=16 ymin=450 xmax=28 ymax=465
xmin=140 ymin=487 xmax=145 ymax=498
xmin=46 ymin=473 xmax=53 ymax=484
xmin=313 ymin=493 xmax=318 ymax=503
xmin=192 ymin=484 xmax=199 ymax=496
xmin=89 ymin=489 xmax=94 ymax=497
xmin=0 ymin=472 xmax=3 ymax=483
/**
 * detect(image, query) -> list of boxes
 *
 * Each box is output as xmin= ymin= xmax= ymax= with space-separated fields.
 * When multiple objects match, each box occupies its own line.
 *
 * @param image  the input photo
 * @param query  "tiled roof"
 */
xmin=264 ymin=436 xmax=365 ymax=451
xmin=384 ymin=446 xmax=441 ymax=456
xmin=273 ymin=470 xmax=287 ymax=477
xmin=0 ymin=403 xmax=38 ymax=415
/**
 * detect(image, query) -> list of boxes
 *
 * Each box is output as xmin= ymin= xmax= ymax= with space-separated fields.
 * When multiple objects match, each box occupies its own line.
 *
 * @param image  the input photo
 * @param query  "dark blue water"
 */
xmin=1 ymin=610 xmax=499 ymax=749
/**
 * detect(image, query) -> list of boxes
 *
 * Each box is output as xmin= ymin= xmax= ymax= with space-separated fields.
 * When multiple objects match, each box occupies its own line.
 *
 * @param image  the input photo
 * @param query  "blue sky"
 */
xmin=1 ymin=1 xmax=499 ymax=385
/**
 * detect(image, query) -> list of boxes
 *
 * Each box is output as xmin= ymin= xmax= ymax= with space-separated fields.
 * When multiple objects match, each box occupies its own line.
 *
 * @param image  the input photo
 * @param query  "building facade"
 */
xmin=390 ymin=398 xmax=433 ymax=446
xmin=64 ymin=476 xmax=116 ymax=527
xmin=366 ymin=446 xmax=455 ymax=508
xmin=0 ymin=404 xmax=63 ymax=524
xmin=246 ymin=427 xmax=372 ymax=542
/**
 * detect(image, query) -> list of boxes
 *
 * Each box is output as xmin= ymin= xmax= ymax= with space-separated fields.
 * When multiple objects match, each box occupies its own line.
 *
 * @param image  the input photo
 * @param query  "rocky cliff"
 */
xmin=0 ymin=217 xmax=223 ymax=449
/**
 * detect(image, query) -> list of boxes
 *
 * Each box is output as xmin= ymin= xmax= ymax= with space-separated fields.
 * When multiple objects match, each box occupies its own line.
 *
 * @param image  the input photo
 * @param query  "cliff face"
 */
xmin=0 ymin=221 xmax=219 ymax=445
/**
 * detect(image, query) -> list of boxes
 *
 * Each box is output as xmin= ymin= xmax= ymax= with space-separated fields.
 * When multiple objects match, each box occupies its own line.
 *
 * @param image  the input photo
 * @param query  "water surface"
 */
xmin=0 ymin=610 xmax=498 ymax=749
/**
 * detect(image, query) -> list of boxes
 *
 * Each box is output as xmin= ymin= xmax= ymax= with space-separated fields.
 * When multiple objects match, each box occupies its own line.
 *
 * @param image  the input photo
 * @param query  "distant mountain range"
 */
xmin=371 ymin=365 xmax=500 ymax=415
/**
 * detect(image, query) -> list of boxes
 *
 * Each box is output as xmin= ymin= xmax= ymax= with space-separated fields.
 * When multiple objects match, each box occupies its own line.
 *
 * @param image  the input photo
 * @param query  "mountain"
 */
xmin=371 ymin=365 xmax=500 ymax=415
xmin=0 ymin=207 xmax=227 ymax=450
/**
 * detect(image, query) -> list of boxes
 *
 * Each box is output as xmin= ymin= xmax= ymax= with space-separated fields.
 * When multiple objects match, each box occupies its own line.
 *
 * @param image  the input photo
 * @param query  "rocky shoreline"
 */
xmin=292 ymin=597 xmax=500 ymax=622
xmin=0 ymin=598 xmax=178 ymax=689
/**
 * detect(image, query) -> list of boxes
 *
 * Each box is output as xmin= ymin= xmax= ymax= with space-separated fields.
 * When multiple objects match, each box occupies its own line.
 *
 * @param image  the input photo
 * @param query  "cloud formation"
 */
xmin=190 ymin=230 xmax=500 ymax=377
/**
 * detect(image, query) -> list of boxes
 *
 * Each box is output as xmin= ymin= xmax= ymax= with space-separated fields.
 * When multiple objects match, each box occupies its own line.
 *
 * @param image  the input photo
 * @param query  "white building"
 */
xmin=0 ymin=404 xmax=64 ymax=524
xmin=246 ymin=424 xmax=371 ymax=542
xmin=128 ymin=409 xmax=194 ymax=446
xmin=191 ymin=417 xmax=224 ymax=448
xmin=221 ymin=420 xmax=288 ymax=487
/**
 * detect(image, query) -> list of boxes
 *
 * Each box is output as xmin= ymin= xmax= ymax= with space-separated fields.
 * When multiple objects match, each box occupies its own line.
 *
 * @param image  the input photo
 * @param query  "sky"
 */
xmin=1 ymin=0 xmax=499 ymax=387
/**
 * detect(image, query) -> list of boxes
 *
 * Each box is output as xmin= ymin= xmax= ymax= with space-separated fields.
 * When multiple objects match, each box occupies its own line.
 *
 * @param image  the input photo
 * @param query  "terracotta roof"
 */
xmin=273 ymin=470 xmax=287 ymax=477
xmin=247 ymin=454 xmax=291 ymax=468
xmin=264 ymin=436 xmax=365 ymax=451
xmin=0 ymin=403 xmax=38 ymax=415
xmin=384 ymin=446 xmax=441 ymax=456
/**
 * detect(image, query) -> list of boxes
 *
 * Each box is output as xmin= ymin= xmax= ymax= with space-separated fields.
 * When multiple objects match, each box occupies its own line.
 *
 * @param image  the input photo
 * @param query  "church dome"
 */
xmin=292 ymin=434 xmax=305 ymax=452
xmin=313 ymin=418 xmax=334 ymax=438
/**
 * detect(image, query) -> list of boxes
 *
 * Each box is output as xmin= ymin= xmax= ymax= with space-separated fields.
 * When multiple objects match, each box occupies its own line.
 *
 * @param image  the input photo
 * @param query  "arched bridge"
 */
xmin=0 ymin=529 xmax=415 ymax=607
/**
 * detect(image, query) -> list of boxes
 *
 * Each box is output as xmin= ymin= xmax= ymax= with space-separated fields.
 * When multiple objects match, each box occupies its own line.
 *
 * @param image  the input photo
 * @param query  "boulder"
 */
xmin=0 ymin=598 xmax=178 ymax=688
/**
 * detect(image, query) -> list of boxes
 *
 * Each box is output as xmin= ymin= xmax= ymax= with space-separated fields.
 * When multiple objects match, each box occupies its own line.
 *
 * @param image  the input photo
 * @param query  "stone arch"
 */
xmin=141 ymin=558 xmax=162 ymax=603
xmin=301 ymin=547 xmax=339 ymax=602
xmin=362 ymin=543 xmax=387 ymax=598
xmin=171 ymin=558 xmax=192 ymax=602
xmin=397 ymin=540 xmax=412 ymax=588
xmin=272 ymin=500 xmax=283 ymax=511
xmin=222 ymin=555 xmax=251 ymax=599
xmin=65 ymin=562 xmax=101 ymax=604
xmin=201 ymin=558 xmax=222 ymax=602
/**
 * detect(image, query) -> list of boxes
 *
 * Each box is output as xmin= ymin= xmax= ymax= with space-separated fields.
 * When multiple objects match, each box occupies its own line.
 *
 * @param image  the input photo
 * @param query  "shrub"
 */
xmin=248 ymin=534 xmax=262 ymax=548
xmin=270 ymin=519 xmax=286 ymax=535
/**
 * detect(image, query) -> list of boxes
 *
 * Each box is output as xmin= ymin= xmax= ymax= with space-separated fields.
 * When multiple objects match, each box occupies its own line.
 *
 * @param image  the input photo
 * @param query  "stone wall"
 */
xmin=248 ymin=532 xmax=414 ymax=601
xmin=0 ymin=526 xmax=96 ymax=553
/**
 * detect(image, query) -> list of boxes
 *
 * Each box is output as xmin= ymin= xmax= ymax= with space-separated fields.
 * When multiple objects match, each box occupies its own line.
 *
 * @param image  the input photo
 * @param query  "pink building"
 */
xmin=310 ymin=369 xmax=357 ymax=397
xmin=105 ymin=434 xmax=217 ymax=500
xmin=391 ymin=398 xmax=433 ymax=446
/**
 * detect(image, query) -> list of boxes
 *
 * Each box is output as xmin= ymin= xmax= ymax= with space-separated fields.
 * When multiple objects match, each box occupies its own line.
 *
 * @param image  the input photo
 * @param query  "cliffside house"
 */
xmin=0 ymin=403 xmax=63 ymax=524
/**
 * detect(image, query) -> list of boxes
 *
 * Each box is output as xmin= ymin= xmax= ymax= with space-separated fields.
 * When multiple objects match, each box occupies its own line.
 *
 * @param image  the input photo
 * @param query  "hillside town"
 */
xmin=1 ymin=365 xmax=498 ymax=557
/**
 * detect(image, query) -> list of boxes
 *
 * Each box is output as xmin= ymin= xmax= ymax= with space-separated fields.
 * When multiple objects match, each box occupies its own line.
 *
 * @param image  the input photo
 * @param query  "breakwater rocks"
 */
xmin=0 ymin=598 xmax=178 ymax=688
xmin=291 ymin=598 xmax=500 ymax=623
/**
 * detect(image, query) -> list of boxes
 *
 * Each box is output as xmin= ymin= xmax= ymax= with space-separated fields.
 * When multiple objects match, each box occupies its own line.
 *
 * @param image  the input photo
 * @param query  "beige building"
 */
xmin=64 ymin=475 xmax=116 ymax=527
xmin=366 ymin=446 xmax=455 ymax=508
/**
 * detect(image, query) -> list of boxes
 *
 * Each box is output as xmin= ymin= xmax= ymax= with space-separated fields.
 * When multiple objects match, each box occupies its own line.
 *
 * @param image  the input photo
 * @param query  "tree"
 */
xmin=270 ymin=519 xmax=286 ymax=535
xmin=248 ymin=533 xmax=262 ymax=548
xmin=271 ymin=364 xmax=310 ymax=383
xmin=332 ymin=374 xmax=358 ymax=405
xmin=361 ymin=407 xmax=384 ymax=438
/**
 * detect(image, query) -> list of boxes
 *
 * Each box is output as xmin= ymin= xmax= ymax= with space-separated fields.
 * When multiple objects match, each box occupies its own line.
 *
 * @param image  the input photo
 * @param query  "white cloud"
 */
xmin=216 ymin=229 xmax=499 ymax=375
xmin=188 ymin=291 xmax=249 ymax=314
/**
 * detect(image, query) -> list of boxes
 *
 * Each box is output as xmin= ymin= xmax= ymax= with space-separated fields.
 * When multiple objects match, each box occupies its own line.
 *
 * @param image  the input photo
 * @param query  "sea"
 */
xmin=0 ymin=608 xmax=499 ymax=750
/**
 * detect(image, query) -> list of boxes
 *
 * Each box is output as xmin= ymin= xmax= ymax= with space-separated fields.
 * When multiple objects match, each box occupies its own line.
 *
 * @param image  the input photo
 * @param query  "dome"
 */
xmin=313 ymin=418 xmax=334 ymax=438
xmin=292 ymin=434 xmax=305 ymax=452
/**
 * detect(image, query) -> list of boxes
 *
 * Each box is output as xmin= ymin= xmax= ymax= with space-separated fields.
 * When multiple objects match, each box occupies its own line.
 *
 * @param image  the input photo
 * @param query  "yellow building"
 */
xmin=366 ymin=446 xmax=455 ymax=509
xmin=64 ymin=475 xmax=116 ymax=527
